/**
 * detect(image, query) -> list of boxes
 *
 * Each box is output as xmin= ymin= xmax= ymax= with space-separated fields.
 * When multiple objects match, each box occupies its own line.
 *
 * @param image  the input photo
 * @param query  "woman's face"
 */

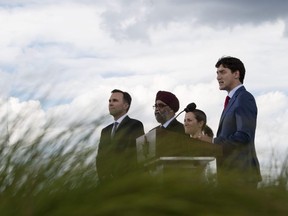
xmin=184 ymin=112 xmax=202 ymax=136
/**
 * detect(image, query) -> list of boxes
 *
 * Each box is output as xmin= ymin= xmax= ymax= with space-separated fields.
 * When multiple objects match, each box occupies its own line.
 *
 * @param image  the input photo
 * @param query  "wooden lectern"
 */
xmin=136 ymin=128 xmax=222 ymax=183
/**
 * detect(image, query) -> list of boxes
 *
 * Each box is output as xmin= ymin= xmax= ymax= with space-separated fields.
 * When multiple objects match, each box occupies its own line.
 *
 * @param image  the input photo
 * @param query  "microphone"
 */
xmin=174 ymin=102 xmax=197 ymax=119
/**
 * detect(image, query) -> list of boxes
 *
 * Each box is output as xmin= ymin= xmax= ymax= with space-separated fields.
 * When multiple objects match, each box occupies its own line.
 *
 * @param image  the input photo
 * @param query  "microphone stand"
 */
xmin=174 ymin=103 xmax=196 ymax=119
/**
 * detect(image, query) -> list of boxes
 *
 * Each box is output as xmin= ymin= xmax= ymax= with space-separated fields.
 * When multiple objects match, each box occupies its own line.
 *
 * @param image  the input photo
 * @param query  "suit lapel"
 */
xmin=114 ymin=116 xmax=130 ymax=135
xmin=217 ymin=86 xmax=245 ymax=135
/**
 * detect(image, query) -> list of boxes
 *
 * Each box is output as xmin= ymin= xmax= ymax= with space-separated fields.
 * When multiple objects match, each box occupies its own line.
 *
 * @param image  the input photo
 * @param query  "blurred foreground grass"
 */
xmin=1 ymin=123 xmax=288 ymax=215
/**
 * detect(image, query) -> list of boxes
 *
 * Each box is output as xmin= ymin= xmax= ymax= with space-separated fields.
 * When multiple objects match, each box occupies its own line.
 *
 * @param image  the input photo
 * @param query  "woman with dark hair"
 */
xmin=184 ymin=109 xmax=214 ymax=138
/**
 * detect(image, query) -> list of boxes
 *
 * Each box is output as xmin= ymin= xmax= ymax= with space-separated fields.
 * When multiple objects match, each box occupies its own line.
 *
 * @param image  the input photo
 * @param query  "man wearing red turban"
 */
xmin=152 ymin=90 xmax=185 ymax=134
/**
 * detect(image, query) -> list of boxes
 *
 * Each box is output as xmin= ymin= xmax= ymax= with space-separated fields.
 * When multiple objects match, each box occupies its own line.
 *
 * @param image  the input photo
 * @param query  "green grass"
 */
xmin=1 ymin=122 xmax=288 ymax=215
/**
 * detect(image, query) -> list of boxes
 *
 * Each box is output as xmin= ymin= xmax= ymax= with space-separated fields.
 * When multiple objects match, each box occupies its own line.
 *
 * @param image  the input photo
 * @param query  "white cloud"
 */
xmin=4 ymin=97 xmax=46 ymax=145
xmin=0 ymin=1 xmax=288 ymax=181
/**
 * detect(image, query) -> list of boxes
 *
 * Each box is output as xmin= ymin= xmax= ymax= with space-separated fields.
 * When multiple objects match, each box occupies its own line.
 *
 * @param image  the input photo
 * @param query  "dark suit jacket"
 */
xmin=96 ymin=116 xmax=144 ymax=182
xmin=151 ymin=118 xmax=186 ymax=135
xmin=214 ymin=86 xmax=262 ymax=183
xmin=165 ymin=118 xmax=186 ymax=135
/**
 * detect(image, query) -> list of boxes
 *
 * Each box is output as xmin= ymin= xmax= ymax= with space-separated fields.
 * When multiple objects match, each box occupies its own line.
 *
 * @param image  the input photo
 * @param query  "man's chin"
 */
xmin=155 ymin=117 xmax=164 ymax=124
xmin=219 ymin=86 xmax=225 ymax=90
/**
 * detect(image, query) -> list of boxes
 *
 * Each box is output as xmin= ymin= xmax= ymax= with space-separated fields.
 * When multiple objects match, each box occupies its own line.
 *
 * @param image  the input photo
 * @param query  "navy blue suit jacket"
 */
xmin=214 ymin=86 xmax=261 ymax=183
xmin=96 ymin=116 xmax=144 ymax=182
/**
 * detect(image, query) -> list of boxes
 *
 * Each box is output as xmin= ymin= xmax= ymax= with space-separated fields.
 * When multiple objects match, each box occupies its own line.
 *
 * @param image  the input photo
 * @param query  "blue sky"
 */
xmin=1 ymin=0 xmax=288 ymax=180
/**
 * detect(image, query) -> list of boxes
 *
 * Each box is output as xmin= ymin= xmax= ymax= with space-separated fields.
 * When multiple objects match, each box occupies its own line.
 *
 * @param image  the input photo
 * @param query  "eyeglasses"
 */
xmin=153 ymin=103 xmax=168 ymax=109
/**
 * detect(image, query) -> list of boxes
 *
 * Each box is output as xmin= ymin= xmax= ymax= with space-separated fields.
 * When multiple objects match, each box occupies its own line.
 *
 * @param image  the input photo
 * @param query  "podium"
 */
xmin=136 ymin=128 xmax=222 ymax=183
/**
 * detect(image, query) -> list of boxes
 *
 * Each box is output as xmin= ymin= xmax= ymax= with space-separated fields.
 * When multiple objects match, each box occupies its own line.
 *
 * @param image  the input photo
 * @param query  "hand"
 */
xmin=197 ymin=134 xmax=213 ymax=143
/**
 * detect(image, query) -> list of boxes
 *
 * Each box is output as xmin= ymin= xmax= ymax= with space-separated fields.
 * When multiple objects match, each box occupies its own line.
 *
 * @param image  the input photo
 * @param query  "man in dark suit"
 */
xmin=96 ymin=89 xmax=144 ymax=183
xmin=200 ymin=56 xmax=262 ymax=188
xmin=152 ymin=90 xmax=185 ymax=134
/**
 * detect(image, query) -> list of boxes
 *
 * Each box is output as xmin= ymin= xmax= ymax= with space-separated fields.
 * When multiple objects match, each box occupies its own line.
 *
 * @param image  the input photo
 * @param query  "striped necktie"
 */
xmin=111 ymin=122 xmax=119 ymax=137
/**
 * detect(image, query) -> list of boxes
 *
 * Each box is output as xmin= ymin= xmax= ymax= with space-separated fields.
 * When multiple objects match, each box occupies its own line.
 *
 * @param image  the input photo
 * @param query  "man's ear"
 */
xmin=124 ymin=102 xmax=129 ymax=110
xmin=234 ymin=70 xmax=240 ymax=79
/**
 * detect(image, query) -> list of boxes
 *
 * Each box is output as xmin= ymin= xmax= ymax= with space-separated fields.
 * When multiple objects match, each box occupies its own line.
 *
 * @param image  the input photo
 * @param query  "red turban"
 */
xmin=155 ymin=91 xmax=179 ymax=112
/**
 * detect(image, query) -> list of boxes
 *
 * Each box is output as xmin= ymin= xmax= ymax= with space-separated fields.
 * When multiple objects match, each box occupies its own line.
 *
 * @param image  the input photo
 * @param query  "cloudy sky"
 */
xmin=1 ymin=0 xmax=288 ymax=179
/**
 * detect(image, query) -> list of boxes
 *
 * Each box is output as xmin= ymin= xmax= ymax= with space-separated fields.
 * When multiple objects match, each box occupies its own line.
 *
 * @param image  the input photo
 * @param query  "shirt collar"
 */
xmin=162 ymin=117 xmax=175 ymax=128
xmin=228 ymin=84 xmax=243 ymax=98
xmin=114 ymin=114 xmax=127 ymax=125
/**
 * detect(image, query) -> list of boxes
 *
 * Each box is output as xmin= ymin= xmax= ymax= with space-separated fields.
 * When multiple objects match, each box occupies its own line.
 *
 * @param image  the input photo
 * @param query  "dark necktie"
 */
xmin=111 ymin=122 xmax=119 ymax=137
xmin=224 ymin=96 xmax=230 ymax=109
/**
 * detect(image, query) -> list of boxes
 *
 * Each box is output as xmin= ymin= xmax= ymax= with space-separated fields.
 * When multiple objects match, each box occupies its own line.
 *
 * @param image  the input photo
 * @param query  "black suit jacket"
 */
xmin=151 ymin=118 xmax=186 ymax=135
xmin=165 ymin=118 xmax=186 ymax=135
xmin=96 ymin=116 xmax=144 ymax=182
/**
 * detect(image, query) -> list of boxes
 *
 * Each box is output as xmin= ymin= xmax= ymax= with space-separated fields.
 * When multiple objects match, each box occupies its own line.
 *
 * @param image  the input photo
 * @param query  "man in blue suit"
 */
xmin=200 ymin=56 xmax=262 ymax=187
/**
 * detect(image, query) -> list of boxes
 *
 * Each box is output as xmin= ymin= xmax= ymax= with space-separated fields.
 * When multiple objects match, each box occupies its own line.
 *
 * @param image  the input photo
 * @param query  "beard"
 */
xmin=155 ymin=112 xmax=167 ymax=124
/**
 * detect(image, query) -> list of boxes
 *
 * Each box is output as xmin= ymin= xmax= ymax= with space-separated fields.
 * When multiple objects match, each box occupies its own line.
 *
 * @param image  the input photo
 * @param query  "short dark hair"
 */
xmin=111 ymin=89 xmax=132 ymax=111
xmin=215 ymin=56 xmax=245 ymax=83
